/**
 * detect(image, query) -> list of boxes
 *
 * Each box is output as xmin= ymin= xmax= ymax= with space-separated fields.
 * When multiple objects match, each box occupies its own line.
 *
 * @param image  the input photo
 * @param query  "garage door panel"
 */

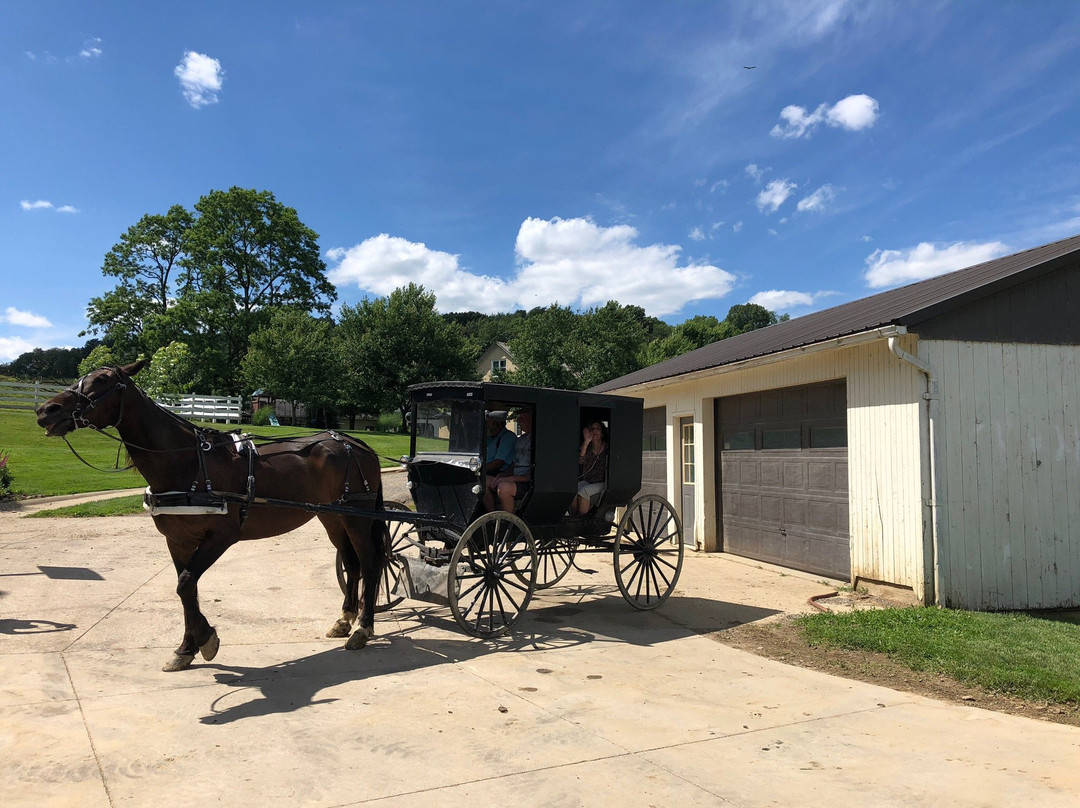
xmin=807 ymin=461 xmax=836 ymax=491
xmin=718 ymin=381 xmax=850 ymax=581
xmin=783 ymin=461 xmax=805 ymax=490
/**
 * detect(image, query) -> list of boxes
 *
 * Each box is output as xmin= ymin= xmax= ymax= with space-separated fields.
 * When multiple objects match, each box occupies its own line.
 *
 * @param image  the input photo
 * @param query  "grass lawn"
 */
xmin=797 ymin=606 xmax=1080 ymax=705
xmin=0 ymin=409 xmax=412 ymax=498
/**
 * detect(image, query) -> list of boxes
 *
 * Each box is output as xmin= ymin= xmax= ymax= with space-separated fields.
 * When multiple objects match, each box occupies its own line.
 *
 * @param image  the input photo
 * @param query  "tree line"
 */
xmin=1 ymin=187 xmax=785 ymax=427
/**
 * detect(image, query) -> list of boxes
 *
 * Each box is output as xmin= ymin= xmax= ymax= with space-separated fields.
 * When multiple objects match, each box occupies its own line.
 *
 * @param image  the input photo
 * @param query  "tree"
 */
xmin=180 ymin=187 xmax=337 ymax=393
xmin=83 ymin=205 xmax=192 ymax=359
xmin=725 ymin=303 xmax=786 ymax=335
xmin=77 ymin=344 xmax=117 ymax=377
xmin=139 ymin=341 xmax=196 ymax=403
xmin=576 ymin=302 xmax=650 ymax=389
xmin=1 ymin=340 xmax=101 ymax=381
xmin=506 ymin=305 xmax=582 ymax=389
xmin=338 ymin=284 xmax=475 ymax=429
xmin=82 ymin=188 xmax=336 ymax=394
xmin=242 ymin=310 xmax=340 ymax=427
xmin=642 ymin=315 xmax=731 ymax=365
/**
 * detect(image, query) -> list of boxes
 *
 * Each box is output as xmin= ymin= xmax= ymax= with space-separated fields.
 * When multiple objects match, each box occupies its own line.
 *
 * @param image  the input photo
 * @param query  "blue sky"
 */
xmin=4 ymin=1 xmax=1080 ymax=362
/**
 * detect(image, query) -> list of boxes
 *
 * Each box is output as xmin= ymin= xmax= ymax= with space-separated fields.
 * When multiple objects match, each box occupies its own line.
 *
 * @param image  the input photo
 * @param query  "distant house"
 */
xmin=591 ymin=234 xmax=1080 ymax=611
xmin=477 ymin=341 xmax=516 ymax=381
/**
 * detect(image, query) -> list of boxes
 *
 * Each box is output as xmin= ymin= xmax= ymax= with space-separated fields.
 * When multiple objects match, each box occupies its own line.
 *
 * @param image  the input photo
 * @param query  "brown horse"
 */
xmin=36 ymin=360 xmax=386 ymax=672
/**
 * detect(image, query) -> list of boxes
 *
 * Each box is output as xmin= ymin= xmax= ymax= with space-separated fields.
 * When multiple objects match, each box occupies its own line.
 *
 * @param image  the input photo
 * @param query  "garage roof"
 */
xmin=590 ymin=233 xmax=1080 ymax=393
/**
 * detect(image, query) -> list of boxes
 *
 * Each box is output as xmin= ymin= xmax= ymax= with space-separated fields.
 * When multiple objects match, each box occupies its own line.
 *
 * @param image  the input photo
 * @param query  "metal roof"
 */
xmin=589 ymin=233 xmax=1080 ymax=393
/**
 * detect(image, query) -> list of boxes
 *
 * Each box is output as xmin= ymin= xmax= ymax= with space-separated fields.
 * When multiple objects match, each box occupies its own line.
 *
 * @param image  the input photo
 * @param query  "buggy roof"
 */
xmin=408 ymin=380 xmax=641 ymax=410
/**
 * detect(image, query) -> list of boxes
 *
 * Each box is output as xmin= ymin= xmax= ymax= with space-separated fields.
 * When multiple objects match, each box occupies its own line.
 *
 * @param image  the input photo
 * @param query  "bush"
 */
xmin=0 ymin=450 xmax=14 ymax=500
xmin=252 ymin=405 xmax=276 ymax=427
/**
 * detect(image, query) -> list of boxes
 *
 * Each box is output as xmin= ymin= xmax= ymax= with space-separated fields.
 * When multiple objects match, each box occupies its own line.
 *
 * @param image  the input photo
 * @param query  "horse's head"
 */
xmin=36 ymin=359 xmax=148 ymax=437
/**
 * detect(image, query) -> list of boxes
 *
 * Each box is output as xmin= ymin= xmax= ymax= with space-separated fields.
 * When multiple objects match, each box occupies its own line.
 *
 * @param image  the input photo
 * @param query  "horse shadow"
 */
xmin=196 ymin=591 xmax=778 ymax=725
xmin=0 ymin=618 xmax=78 ymax=635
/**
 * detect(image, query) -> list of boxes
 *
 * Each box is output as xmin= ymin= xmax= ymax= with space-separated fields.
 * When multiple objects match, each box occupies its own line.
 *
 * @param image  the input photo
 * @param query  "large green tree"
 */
xmin=83 ymin=205 xmax=192 ymax=359
xmin=241 ymin=310 xmax=340 ymax=426
xmin=83 ymin=188 xmax=335 ymax=394
xmin=338 ymin=284 xmax=475 ymax=429
xmin=178 ymin=187 xmax=336 ymax=393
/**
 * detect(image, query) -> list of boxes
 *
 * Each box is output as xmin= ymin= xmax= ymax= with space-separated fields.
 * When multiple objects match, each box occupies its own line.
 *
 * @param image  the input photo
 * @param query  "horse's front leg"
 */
xmin=163 ymin=532 xmax=237 ymax=672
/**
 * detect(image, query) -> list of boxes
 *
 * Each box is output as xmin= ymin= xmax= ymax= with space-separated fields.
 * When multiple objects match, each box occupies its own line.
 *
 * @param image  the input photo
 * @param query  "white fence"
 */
xmin=0 ymin=380 xmax=67 ymax=411
xmin=156 ymin=395 xmax=242 ymax=424
xmin=0 ymin=381 xmax=241 ymax=424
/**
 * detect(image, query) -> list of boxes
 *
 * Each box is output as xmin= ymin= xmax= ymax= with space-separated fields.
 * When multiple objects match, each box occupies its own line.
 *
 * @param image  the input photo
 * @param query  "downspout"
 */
xmin=887 ymin=332 xmax=940 ymax=605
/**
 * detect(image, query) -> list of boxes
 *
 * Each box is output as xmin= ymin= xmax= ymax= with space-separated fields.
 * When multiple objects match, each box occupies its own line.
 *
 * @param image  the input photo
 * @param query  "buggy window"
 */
xmin=414 ymin=398 xmax=484 ymax=455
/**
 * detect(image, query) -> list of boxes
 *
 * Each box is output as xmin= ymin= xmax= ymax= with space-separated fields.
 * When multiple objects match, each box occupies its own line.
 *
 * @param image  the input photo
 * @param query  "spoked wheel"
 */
xmin=613 ymin=494 xmax=684 ymax=610
xmin=449 ymin=511 xmax=537 ymax=639
xmin=336 ymin=500 xmax=414 ymax=612
xmin=533 ymin=537 xmax=579 ymax=589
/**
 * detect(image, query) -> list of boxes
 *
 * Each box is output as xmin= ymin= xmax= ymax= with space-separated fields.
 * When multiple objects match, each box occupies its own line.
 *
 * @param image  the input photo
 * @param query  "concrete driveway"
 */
xmin=2 ymin=491 xmax=1079 ymax=807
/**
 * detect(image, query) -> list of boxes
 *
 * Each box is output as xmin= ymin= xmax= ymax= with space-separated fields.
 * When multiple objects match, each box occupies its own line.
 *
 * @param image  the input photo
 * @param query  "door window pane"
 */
xmin=762 ymin=428 xmax=801 ymax=449
xmin=810 ymin=426 xmax=847 ymax=448
xmin=723 ymin=430 xmax=755 ymax=450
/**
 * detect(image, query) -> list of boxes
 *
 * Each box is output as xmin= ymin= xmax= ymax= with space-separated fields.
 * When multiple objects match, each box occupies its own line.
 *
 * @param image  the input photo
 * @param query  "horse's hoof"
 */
xmin=162 ymin=654 xmax=195 ymax=672
xmin=199 ymin=629 xmax=220 ymax=661
xmin=326 ymin=619 xmax=352 ymax=638
xmin=345 ymin=627 xmax=372 ymax=650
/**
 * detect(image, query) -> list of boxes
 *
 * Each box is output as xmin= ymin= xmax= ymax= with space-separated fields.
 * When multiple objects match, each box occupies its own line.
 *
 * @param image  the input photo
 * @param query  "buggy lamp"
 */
xmin=471 ymin=484 xmax=482 ymax=495
xmin=405 ymin=480 xmax=414 ymax=490
xmin=468 ymin=456 xmax=481 ymax=473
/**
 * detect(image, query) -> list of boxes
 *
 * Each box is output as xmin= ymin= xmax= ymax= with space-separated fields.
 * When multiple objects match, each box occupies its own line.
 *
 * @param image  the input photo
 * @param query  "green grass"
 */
xmin=27 ymin=494 xmax=147 ymax=518
xmin=797 ymin=606 xmax=1080 ymax=705
xmin=0 ymin=409 xmax=412 ymax=498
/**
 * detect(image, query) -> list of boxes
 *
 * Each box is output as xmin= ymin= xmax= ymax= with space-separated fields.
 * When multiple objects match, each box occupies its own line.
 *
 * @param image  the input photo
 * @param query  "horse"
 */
xmin=35 ymin=360 xmax=387 ymax=672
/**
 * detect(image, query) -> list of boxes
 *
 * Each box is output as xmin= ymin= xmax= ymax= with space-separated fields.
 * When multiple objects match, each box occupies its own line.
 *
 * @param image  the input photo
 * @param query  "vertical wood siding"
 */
xmin=926 ymin=340 xmax=1080 ymax=609
xmin=636 ymin=339 xmax=926 ymax=591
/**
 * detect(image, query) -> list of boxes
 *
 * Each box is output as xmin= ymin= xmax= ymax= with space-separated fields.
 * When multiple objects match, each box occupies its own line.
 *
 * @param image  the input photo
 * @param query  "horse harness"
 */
xmin=59 ymin=368 xmax=378 ymax=524
xmin=145 ymin=430 xmax=377 ymax=526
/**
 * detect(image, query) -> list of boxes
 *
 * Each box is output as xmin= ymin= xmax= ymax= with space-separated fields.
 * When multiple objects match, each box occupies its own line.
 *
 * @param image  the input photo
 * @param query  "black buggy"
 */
xmin=345 ymin=381 xmax=684 ymax=639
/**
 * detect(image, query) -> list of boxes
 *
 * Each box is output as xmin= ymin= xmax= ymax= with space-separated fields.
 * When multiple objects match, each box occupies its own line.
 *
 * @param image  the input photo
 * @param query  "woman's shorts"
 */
xmin=577 ymin=480 xmax=606 ymax=503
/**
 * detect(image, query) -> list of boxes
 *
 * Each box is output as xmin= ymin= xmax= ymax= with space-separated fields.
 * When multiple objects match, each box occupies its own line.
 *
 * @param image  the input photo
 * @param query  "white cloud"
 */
xmin=328 ymin=217 xmax=738 ymax=317
xmin=174 ymin=51 xmax=224 ymax=108
xmin=749 ymin=290 xmax=815 ymax=310
xmin=771 ymin=93 xmax=879 ymax=139
xmin=688 ymin=227 xmax=705 ymax=241
xmin=3 ymin=307 xmax=52 ymax=328
xmin=56 ymin=205 xmax=79 ymax=214
xmin=864 ymin=240 xmax=1009 ymax=289
xmin=745 ymin=163 xmax=766 ymax=183
xmin=826 ymin=93 xmax=879 ymax=130
xmin=732 ymin=221 xmax=743 ymax=233
xmin=20 ymin=199 xmax=53 ymax=210
xmin=756 ymin=179 xmax=797 ymax=213
xmin=0 ymin=336 xmax=36 ymax=363
xmin=79 ymin=37 xmax=102 ymax=58
xmin=796 ymin=184 xmax=836 ymax=213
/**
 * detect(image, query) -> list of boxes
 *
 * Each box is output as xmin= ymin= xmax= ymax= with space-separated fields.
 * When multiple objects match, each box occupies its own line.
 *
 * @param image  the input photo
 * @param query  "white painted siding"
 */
xmin=632 ymin=337 xmax=926 ymax=594
xmin=925 ymin=340 xmax=1080 ymax=610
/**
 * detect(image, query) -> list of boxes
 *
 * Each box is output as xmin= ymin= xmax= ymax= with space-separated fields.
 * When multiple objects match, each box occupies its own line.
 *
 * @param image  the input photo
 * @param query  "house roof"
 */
xmin=590 ymin=233 xmax=1080 ymax=393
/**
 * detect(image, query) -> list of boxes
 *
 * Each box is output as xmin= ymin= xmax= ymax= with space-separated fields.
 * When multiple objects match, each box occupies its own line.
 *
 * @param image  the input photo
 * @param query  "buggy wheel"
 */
xmin=449 ymin=512 xmax=537 ymax=639
xmin=336 ymin=500 xmax=414 ymax=612
xmin=613 ymin=495 xmax=683 ymax=610
xmin=533 ymin=538 xmax=579 ymax=589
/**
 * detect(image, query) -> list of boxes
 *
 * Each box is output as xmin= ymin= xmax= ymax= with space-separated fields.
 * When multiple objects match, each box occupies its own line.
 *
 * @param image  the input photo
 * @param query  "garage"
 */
xmin=716 ymin=380 xmax=850 ymax=580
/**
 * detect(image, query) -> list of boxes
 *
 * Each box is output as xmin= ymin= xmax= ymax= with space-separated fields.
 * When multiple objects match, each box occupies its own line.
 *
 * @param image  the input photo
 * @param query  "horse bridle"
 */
xmin=69 ymin=366 xmax=129 ymax=431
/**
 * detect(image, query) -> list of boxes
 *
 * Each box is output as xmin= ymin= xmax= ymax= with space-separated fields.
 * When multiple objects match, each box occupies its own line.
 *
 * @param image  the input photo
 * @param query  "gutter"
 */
xmin=887 ymin=329 xmax=940 ymax=606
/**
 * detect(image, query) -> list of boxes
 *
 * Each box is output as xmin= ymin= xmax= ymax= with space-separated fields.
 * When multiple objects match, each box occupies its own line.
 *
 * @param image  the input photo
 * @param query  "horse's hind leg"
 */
xmin=345 ymin=515 xmax=387 ymax=650
xmin=164 ymin=531 xmax=237 ymax=672
xmin=321 ymin=516 xmax=361 ymax=638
